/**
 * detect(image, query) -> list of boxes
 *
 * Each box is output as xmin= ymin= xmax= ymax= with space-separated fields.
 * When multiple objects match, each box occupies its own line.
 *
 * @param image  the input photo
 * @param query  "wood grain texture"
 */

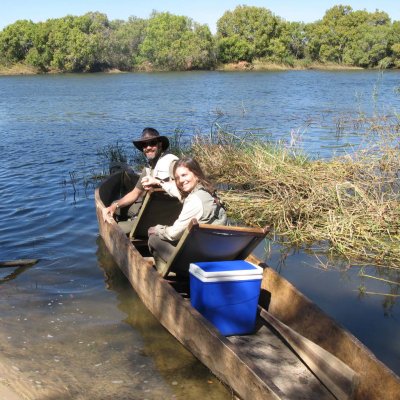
xmin=260 ymin=308 xmax=357 ymax=400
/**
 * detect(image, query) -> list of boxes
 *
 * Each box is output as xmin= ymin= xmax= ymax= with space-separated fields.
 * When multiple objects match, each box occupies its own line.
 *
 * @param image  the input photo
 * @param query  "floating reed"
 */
xmin=191 ymin=125 xmax=400 ymax=268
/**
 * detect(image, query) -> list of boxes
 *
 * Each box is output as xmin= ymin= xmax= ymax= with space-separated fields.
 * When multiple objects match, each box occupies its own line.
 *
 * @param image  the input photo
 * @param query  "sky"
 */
xmin=1 ymin=1 xmax=399 ymax=33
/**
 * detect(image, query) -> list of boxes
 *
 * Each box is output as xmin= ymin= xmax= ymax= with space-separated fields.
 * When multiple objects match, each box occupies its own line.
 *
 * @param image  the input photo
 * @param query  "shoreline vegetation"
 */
xmin=1 ymin=5 xmax=399 ymax=74
xmin=0 ymin=61 xmax=366 ymax=76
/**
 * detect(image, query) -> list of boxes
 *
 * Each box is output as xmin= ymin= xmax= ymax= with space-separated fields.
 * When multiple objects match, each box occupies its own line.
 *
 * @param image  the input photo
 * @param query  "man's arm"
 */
xmin=102 ymin=186 xmax=144 ymax=222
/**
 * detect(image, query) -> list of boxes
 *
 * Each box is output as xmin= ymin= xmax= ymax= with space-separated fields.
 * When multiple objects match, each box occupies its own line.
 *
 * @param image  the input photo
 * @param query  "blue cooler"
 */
xmin=189 ymin=260 xmax=263 ymax=336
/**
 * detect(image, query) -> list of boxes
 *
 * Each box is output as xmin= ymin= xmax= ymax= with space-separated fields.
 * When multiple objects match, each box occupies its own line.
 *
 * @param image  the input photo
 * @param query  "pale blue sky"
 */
xmin=1 ymin=1 xmax=399 ymax=33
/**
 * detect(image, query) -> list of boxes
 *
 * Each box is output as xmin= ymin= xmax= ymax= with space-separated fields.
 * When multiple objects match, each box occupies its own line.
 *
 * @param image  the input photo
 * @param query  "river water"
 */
xmin=0 ymin=70 xmax=399 ymax=399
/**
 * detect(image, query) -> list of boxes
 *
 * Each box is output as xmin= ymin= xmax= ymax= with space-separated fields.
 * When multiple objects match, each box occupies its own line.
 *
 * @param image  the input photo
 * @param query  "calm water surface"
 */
xmin=1 ymin=71 xmax=399 ymax=398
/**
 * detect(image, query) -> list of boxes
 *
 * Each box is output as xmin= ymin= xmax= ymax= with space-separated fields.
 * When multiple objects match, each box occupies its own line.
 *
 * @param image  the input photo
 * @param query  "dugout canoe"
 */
xmin=95 ymin=172 xmax=400 ymax=400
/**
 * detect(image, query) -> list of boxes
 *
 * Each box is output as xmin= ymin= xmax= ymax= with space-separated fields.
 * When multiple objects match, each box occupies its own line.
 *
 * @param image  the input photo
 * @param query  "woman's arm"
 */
xmin=153 ymin=195 xmax=203 ymax=241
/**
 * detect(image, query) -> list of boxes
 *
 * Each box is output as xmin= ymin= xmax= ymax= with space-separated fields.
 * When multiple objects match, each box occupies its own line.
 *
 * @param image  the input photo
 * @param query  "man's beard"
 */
xmin=146 ymin=147 xmax=161 ymax=164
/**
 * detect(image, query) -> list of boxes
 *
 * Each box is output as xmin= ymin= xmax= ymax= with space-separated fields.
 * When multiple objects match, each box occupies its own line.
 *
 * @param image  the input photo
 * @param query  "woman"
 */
xmin=148 ymin=157 xmax=227 ymax=273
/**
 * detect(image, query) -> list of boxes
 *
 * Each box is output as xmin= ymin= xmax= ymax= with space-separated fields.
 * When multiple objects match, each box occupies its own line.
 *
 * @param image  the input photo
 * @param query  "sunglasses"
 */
xmin=141 ymin=139 xmax=159 ymax=149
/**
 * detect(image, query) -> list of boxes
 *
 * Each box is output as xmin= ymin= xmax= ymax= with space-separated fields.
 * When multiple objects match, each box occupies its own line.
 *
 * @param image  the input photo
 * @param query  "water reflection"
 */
xmin=95 ymin=237 xmax=231 ymax=399
xmin=357 ymin=266 xmax=400 ymax=317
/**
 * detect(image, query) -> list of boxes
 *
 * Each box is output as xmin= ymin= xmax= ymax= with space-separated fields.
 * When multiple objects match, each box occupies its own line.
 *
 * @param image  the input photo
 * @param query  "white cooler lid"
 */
xmin=189 ymin=260 xmax=263 ymax=282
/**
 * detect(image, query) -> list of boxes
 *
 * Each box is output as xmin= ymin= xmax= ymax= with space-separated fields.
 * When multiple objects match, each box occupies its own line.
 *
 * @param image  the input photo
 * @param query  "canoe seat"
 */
xmin=129 ymin=189 xmax=183 ymax=242
xmin=157 ymin=219 xmax=270 ymax=277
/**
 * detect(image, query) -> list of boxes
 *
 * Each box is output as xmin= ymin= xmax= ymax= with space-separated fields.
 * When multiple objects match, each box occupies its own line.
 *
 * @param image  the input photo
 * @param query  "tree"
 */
xmin=139 ymin=12 xmax=215 ymax=70
xmin=24 ymin=21 xmax=53 ymax=70
xmin=306 ymin=5 xmax=356 ymax=63
xmin=390 ymin=21 xmax=400 ymax=67
xmin=216 ymin=5 xmax=282 ymax=63
xmin=269 ymin=21 xmax=307 ymax=64
xmin=343 ymin=23 xmax=392 ymax=67
xmin=0 ymin=20 xmax=36 ymax=64
xmin=67 ymin=12 xmax=111 ymax=71
xmin=305 ymin=6 xmax=393 ymax=67
xmin=105 ymin=16 xmax=147 ymax=70
xmin=44 ymin=13 xmax=111 ymax=72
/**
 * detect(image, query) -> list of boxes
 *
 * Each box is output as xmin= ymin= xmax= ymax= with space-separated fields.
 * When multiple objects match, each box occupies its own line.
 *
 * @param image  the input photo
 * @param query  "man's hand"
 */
xmin=102 ymin=207 xmax=114 ymax=223
xmin=102 ymin=203 xmax=118 ymax=223
xmin=141 ymin=176 xmax=159 ymax=190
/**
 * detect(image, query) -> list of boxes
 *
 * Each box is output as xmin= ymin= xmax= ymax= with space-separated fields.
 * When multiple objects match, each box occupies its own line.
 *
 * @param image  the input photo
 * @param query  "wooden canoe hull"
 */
xmin=95 ymin=174 xmax=400 ymax=400
xmin=259 ymin=263 xmax=400 ymax=400
xmin=96 ymin=188 xmax=282 ymax=399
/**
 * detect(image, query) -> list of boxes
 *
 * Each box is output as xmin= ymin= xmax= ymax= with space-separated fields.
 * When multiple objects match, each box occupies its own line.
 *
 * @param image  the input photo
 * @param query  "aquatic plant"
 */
xmin=192 ymin=120 xmax=400 ymax=268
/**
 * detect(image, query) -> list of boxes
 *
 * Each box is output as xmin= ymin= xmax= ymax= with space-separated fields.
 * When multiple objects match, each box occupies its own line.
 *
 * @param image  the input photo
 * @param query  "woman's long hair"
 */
xmin=173 ymin=157 xmax=214 ymax=198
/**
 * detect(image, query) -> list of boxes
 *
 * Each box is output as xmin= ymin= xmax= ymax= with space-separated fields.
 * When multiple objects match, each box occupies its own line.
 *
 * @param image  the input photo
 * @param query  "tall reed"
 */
xmin=191 ymin=125 xmax=400 ymax=268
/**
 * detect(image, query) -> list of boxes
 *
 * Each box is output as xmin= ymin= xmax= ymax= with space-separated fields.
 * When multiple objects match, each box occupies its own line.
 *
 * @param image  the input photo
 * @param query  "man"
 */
xmin=102 ymin=127 xmax=179 ymax=232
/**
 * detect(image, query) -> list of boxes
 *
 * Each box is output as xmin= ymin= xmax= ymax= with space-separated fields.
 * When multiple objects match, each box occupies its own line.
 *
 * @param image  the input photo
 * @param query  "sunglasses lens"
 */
xmin=143 ymin=140 xmax=158 ymax=148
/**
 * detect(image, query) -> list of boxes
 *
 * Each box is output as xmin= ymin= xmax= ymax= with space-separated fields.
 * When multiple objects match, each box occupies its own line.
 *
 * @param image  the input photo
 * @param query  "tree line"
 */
xmin=0 ymin=5 xmax=399 ymax=73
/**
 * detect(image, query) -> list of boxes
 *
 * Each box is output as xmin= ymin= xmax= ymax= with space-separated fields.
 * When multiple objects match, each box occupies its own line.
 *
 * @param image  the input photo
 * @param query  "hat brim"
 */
xmin=132 ymin=136 xmax=170 ymax=152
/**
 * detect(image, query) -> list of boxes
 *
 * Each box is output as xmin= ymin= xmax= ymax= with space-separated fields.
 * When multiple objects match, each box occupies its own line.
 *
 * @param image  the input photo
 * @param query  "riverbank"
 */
xmin=0 ymin=64 xmax=40 ymax=76
xmin=0 ymin=61 xmax=371 ymax=76
xmin=216 ymin=60 xmax=364 ymax=71
xmin=0 ymin=64 xmax=130 ymax=76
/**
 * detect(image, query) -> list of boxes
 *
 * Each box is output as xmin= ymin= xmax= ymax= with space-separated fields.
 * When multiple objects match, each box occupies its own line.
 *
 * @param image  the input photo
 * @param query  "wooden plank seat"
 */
xmin=129 ymin=189 xmax=183 ymax=244
xmin=156 ymin=219 xmax=270 ymax=277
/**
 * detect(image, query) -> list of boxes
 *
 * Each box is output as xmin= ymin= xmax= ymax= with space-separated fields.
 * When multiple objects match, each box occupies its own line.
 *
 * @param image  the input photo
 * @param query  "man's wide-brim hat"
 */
xmin=132 ymin=129 xmax=169 ymax=152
